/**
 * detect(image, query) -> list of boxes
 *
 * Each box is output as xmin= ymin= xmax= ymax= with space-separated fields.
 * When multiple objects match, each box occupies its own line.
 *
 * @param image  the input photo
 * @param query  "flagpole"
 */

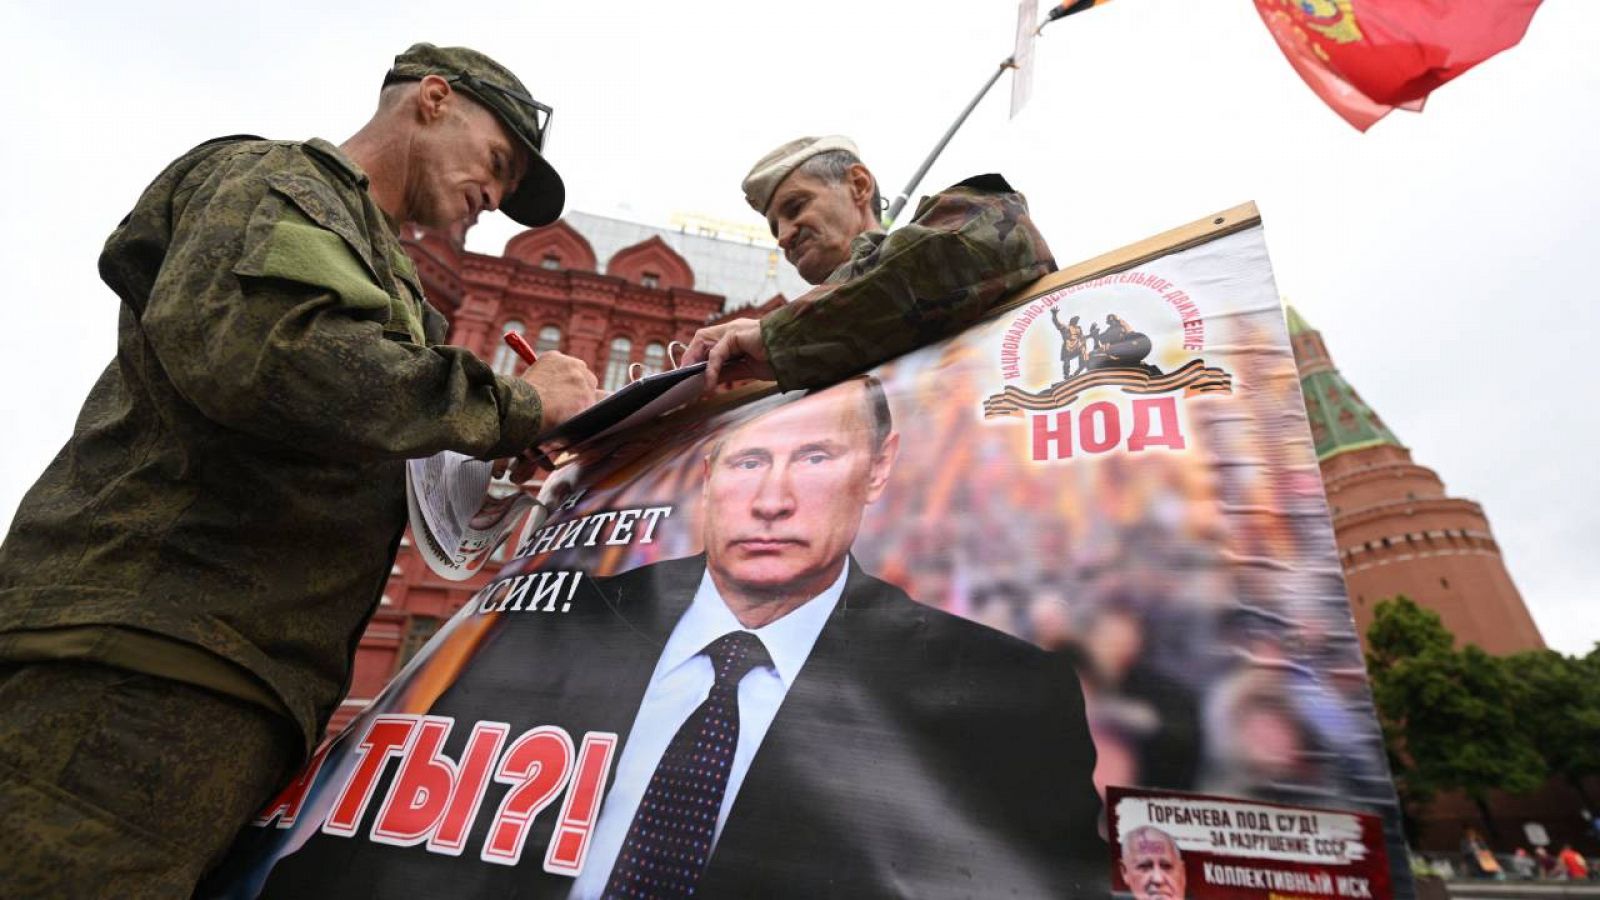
xmin=883 ymin=56 xmax=1014 ymax=227
xmin=882 ymin=5 xmax=1085 ymax=228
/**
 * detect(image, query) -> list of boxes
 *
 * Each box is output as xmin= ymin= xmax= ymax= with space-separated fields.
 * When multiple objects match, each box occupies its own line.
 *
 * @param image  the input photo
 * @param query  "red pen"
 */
xmin=503 ymin=330 xmax=554 ymax=470
xmin=503 ymin=331 xmax=539 ymax=365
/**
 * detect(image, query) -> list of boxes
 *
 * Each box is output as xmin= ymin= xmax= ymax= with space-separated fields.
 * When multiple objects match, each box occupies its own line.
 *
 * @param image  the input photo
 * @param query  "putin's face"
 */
xmin=702 ymin=382 xmax=897 ymax=604
xmin=1121 ymin=832 xmax=1187 ymax=898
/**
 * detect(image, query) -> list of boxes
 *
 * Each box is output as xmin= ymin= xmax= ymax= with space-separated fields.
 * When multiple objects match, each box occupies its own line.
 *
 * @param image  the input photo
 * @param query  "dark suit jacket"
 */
xmin=255 ymin=556 xmax=1108 ymax=898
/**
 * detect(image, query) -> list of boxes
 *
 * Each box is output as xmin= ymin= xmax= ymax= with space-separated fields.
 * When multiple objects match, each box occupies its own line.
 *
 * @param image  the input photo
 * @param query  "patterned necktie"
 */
xmin=603 ymin=630 xmax=771 ymax=899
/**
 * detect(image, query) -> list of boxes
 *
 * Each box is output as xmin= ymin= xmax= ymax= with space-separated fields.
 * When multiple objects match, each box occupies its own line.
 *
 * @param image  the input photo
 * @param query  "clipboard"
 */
xmin=534 ymin=362 xmax=709 ymax=452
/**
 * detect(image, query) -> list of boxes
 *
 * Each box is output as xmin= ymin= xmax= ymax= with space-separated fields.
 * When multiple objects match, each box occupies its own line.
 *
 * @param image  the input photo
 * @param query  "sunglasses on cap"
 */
xmin=449 ymin=73 xmax=553 ymax=155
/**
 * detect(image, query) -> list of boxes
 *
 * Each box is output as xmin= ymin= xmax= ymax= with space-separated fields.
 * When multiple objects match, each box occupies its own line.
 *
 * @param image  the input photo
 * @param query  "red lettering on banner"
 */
xmin=429 ymin=721 xmax=511 ymax=855
xmin=371 ymin=716 xmax=463 ymax=847
xmin=254 ymin=741 xmax=333 ymax=828
xmin=544 ymin=731 xmax=620 ymax=875
xmin=1127 ymin=397 xmax=1188 ymax=451
xmin=1031 ymin=399 xmax=1190 ymax=460
xmin=1079 ymin=402 xmax=1121 ymax=453
xmin=481 ymin=726 xmax=576 ymax=866
xmin=1032 ymin=411 xmax=1072 ymax=460
xmin=323 ymin=716 xmax=417 ymax=837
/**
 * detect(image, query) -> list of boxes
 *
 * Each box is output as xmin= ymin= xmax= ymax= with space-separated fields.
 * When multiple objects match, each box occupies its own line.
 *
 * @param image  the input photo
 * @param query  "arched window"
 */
xmin=642 ymin=342 xmax=667 ymax=376
xmin=604 ymin=337 xmax=633 ymax=391
xmin=491 ymin=320 xmax=525 ymax=374
xmin=536 ymin=325 xmax=562 ymax=353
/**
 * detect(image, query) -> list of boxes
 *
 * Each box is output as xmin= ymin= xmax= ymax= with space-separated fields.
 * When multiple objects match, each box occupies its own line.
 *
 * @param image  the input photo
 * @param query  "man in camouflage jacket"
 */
xmin=682 ymin=135 xmax=1055 ymax=389
xmin=0 ymin=44 xmax=599 ymax=897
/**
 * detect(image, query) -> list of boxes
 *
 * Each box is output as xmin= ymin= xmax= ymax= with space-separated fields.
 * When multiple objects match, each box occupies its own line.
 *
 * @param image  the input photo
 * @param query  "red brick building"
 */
xmin=332 ymin=213 xmax=801 ymax=731
xmin=1286 ymin=306 xmax=1544 ymax=655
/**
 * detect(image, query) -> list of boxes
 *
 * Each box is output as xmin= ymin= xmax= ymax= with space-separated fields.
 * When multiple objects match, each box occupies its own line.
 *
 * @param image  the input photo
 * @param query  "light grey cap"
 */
xmin=741 ymin=135 xmax=860 ymax=215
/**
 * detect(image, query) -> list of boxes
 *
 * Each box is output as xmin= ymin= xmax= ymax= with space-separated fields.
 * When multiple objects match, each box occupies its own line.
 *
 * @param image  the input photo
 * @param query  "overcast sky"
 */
xmin=1 ymin=1 xmax=1593 ymax=654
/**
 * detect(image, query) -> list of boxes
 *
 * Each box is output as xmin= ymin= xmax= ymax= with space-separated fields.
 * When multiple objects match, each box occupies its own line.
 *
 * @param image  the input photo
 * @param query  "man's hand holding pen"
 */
xmin=499 ymin=331 xmax=601 ymax=481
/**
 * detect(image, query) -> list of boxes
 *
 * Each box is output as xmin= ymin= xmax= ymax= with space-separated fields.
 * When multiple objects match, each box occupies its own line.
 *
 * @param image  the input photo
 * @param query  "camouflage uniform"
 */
xmin=0 ymin=135 xmax=543 ymax=895
xmin=0 ymin=663 xmax=297 ymax=897
xmin=760 ymin=174 xmax=1055 ymax=390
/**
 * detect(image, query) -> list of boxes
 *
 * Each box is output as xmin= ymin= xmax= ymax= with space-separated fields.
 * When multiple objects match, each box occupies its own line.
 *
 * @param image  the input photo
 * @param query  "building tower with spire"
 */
xmin=1286 ymin=307 xmax=1544 ymax=654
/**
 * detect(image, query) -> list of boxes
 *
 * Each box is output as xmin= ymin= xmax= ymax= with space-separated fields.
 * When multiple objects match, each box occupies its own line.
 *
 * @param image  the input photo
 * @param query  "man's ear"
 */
xmin=864 ymin=431 xmax=900 ymax=504
xmin=847 ymin=164 xmax=875 ymax=209
xmin=416 ymin=74 xmax=453 ymax=123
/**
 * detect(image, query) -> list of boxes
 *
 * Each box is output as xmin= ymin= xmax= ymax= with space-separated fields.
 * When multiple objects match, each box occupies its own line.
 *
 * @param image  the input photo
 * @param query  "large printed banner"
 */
xmin=206 ymin=207 xmax=1412 ymax=898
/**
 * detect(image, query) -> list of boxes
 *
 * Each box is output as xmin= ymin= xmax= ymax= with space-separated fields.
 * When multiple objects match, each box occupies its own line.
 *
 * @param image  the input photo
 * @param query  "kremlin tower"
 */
xmin=1287 ymin=307 xmax=1544 ymax=655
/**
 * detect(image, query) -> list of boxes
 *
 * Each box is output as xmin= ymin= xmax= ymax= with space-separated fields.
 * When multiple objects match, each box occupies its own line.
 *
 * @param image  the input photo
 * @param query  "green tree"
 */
xmin=1366 ymin=597 xmax=1547 ymax=842
xmin=1503 ymin=644 xmax=1600 ymax=809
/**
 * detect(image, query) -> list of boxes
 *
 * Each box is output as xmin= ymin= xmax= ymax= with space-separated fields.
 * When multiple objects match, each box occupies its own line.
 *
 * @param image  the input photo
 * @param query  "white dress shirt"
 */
xmin=566 ymin=560 xmax=848 ymax=899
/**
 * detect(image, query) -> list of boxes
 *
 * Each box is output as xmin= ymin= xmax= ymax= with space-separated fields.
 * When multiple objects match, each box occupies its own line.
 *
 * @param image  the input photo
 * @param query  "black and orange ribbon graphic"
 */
xmin=983 ymin=358 xmax=1232 ymax=418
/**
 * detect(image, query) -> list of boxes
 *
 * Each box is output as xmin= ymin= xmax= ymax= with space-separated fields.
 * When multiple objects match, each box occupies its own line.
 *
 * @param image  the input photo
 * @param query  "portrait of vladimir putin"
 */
xmin=696 ymin=374 xmax=899 ymax=628
xmin=255 ymin=378 xmax=1107 ymax=898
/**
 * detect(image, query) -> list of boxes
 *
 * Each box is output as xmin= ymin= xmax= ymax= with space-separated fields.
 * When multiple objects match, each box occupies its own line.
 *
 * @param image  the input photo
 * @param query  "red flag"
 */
xmin=1254 ymin=0 xmax=1545 ymax=131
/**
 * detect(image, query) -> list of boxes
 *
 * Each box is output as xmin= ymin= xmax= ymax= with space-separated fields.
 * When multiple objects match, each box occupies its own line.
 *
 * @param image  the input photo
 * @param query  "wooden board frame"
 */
xmin=998 ymin=200 xmax=1262 ymax=315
